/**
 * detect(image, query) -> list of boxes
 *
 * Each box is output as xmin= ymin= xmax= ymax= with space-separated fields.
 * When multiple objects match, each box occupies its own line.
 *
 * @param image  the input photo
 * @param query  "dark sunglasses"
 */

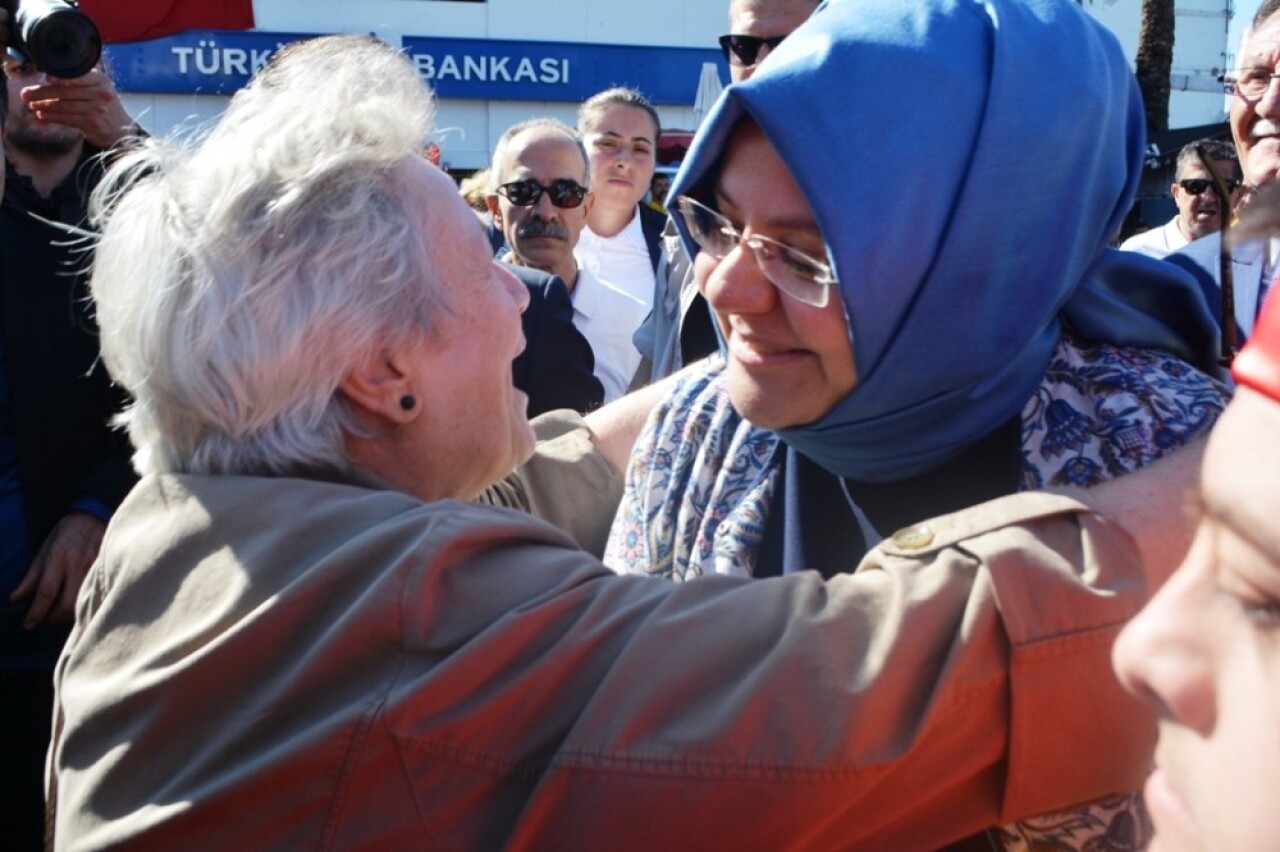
xmin=718 ymin=34 xmax=786 ymax=67
xmin=496 ymin=178 xmax=588 ymax=209
xmin=1178 ymin=177 xmax=1243 ymax=196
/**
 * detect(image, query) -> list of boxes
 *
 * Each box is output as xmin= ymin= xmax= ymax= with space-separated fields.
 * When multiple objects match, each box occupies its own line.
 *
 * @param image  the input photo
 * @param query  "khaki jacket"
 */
xmin=51 ymin=474 xmax=1153 ymax=850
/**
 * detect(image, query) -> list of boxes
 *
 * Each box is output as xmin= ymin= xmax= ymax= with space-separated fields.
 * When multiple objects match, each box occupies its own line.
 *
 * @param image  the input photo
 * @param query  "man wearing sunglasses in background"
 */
xmin=1120 ymin=139 xmax=1240 ymax=259
xmin=720 ymin=0 xmax=820 ymax=79
xmin=489 ymin=119 xmax=647 ymax=403
xmin=635 ymin=0 xmax=819 ymax=385
xmin=482 ymin=120 xmax=603 ymax=417
xmin=1167 ymin=0 xmax=1280 ymax=347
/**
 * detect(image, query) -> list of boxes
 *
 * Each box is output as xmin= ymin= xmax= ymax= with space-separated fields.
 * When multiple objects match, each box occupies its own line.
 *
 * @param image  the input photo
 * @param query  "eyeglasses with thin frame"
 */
xmin=1178 ymin=177 xmax=1243 ymax=196
xmin=1220 ymin=68 xmax=1280 ymax=100
xmin=675 ymin=195 xmax=835 ymax=309
xmin=496 ymin=178 xmax=588 ymax=209
xmin=718 ymin=34 xmax=786 ymax=67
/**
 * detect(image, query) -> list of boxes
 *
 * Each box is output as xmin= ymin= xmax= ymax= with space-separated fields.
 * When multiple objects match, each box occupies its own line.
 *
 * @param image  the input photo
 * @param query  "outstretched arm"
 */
xmin=582 ymin=367 xmax=680 ymax=474
xmin=478 ymin=363 xmax=694 ymax=555
xmin=1059 ymin=436 xmax=1207 ymax=584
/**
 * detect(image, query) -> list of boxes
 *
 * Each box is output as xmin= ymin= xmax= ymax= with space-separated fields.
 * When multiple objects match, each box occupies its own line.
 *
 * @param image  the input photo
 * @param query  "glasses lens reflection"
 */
xmin=718 ymin=34 xmax=783 ymax=67
xmin=676 ymin=195 xmax=833 ymax=308
xmin=498 ymin=179 xmax=587 ymax=209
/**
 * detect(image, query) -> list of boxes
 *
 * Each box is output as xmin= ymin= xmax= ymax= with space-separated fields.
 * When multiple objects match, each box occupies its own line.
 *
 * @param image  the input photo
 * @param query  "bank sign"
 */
xmin=104 ymin=30 xmax=727 ymax=105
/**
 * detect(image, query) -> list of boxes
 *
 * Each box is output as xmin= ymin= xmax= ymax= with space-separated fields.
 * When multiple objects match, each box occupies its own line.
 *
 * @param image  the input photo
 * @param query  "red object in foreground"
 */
xmin=78 ymin=0 xmax=254 ymax=44
xmin=1235 ymin=288 xmax=1280 ymax=401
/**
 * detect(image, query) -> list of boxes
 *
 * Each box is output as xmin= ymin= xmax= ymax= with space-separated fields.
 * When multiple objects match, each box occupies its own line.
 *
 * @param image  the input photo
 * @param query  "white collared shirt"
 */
xmin=571 ymin=266 xmax=648 ymax=402
xmin=575 ymin=207 xmax=656 ymax=314
xmin=1117 ymin=216 xmax=1189 ymax=259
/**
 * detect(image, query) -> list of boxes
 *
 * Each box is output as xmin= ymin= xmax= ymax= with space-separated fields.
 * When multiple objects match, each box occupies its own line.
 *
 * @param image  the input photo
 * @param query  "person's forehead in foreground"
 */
xmin=1113 ymin=287 xmax=1280 ymax=852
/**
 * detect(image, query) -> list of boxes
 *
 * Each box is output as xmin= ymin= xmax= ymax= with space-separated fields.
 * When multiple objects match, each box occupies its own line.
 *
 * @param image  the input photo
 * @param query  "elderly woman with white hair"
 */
xmin=50 ymin=33 xmax=1180 ymax=850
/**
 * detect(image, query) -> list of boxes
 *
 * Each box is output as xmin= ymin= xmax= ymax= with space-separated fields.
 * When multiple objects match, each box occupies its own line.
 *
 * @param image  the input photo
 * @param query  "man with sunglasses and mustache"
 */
xmin=489 ymin=119 xmax=647 ymax=403
xmin=1120 ymin=139 xmax=1241 ymax=259
xmin=637 ymin=0 xmax=819 ymax=384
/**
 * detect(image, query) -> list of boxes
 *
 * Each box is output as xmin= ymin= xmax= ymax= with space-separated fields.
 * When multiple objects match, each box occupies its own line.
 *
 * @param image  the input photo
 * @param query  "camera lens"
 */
xmin=16 ymin=4 xmax=103 ymax=78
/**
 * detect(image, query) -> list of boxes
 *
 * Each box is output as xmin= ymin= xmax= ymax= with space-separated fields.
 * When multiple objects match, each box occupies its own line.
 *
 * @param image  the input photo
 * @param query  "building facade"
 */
xmin=104 ymin=1 xmax=1247 ymax=172
xmin=108 ymin=0 xmax=727 ymax=171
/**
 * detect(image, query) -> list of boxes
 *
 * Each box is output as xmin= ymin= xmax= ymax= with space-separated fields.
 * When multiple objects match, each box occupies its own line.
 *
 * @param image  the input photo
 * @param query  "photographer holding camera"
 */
xmin=0 ymin=3 xmax=141 ymax=847
xmin=3 ymin=0 xmax=134 ymax=223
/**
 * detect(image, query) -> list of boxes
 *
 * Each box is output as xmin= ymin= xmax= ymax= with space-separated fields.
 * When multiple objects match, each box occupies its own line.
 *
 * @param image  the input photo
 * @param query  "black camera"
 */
xmin=3 ymin=0 xmax=101 ymax=78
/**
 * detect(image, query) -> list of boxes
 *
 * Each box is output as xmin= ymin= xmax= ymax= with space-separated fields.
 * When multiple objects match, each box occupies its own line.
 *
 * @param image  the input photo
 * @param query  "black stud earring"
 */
xmin=399 ymin=394 xmax=416 ymax=411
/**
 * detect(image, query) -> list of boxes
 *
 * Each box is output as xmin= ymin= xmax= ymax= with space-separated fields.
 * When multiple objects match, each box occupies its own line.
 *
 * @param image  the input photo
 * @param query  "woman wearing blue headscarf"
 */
xmin=605 ymin=0 xmax=1227 ymax=848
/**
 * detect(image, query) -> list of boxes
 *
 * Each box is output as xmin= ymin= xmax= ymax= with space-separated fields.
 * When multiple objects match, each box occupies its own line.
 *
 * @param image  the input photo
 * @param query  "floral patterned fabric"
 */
xmin=1020 ymin=342 xmax=1225 ymax=490
xmin=604 ymin=333 xmax=1228 ymax=850
xmin=992 ymin=791 xmax=1152 ymax=852
xmin=605 ymin=353 xmax=774 ymax=580
xmin=606 ymin=335 xmax=1227 ymax=580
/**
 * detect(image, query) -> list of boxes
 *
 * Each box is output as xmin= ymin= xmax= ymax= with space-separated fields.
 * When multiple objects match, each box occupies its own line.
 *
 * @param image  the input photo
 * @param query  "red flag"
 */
xmin=78 ymin=0 xmax=255 ymax=44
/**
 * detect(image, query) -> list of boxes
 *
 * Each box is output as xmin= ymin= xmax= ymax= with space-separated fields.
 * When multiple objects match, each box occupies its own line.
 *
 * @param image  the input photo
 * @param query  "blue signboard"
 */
xmin=401 ymin=35 xmax=724 ymax=104
xmin=104 ymin=30 xmax=727 ymax=105
xmin=104 ymin=31 xmax=313 ymax=96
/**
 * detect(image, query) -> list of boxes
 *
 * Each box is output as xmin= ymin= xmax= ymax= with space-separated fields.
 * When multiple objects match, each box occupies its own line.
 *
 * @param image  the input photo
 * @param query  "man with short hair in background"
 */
xmin=1119 ymin=139 xmax=1241 ymax=259
xmin=645 ymin=171 xmax=670 ymax=214
xmin=3 ymin=47 xmax=138 ymax=225
xmin=489 ymin=118 xmax=647 ymax=402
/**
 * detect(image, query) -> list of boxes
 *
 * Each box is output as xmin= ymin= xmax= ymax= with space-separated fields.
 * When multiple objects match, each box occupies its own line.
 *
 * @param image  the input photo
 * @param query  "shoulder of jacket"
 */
xmin=873 ymin=491 xmax=1096 ymax=559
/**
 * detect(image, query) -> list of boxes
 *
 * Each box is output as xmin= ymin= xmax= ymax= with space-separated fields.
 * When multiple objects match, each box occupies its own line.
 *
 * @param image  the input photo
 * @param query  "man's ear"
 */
xmin=486 ymin=194 xmax=503 ymax=228
xmin=338 ymin=345 xmax=423 ymax=425
xmin=583 ymin=191 xmax=595 ymax=217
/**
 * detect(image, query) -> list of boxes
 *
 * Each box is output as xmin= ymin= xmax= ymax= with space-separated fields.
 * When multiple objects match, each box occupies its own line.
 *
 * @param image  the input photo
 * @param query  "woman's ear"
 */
xmin=338 ymin=345 xmax=423 ymax=425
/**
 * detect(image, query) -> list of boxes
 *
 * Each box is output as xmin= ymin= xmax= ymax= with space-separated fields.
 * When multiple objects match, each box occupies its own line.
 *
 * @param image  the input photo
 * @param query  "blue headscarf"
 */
xmin=669 ymin=0 xmax=1218 ymax=482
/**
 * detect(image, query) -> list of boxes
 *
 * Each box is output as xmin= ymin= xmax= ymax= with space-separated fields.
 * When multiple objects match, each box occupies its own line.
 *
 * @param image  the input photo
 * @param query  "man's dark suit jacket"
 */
xmin=0 ymin=190 xmax=135 ymax=556
xmin=638 ymin=203 xmax=666 ymax=274
xmin=506 ymin=263 xmax=604 ymax=416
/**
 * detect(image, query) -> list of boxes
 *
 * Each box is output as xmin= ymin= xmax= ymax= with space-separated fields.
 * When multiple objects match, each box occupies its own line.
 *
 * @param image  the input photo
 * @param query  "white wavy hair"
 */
xmin=90 ymin=35 xmax=443 ymax=477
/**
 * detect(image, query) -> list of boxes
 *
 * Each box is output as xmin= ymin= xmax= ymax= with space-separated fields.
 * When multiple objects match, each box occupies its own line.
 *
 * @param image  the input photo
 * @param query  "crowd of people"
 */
xmin=2 ymin=0 xmax=1280 ymax=849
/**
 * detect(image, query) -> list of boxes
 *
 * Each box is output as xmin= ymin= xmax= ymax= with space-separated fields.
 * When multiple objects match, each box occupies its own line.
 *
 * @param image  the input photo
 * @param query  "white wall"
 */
xmin=1085 ymin=0 xmax=1236 ymax=127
